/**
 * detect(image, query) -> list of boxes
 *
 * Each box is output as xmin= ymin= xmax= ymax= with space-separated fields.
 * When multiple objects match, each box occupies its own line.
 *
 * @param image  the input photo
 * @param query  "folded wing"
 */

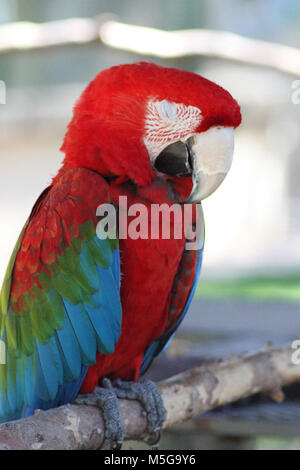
xmin=0 ymin=168 xmax=122 ymax=422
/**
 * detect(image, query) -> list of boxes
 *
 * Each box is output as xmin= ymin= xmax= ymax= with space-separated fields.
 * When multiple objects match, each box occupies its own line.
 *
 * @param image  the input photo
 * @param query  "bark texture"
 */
xmin=0 ymin=345 xmax=298 ymax=450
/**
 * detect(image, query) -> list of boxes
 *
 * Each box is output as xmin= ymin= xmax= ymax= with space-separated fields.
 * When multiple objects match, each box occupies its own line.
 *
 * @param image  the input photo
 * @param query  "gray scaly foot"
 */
xmin=74 ymin=377 xmax=123 ymax=450
xmin=112 ymin=377 xmax=166 ymax=448
xmin=74 ymin=377 xmax=166 ymax=449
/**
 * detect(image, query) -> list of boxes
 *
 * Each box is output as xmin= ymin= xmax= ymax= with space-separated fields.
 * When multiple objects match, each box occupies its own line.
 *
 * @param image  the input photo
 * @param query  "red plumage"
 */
xmin=81 ymin=180 xmax=193 ymax=392
xmin=58 ymin=62 xmax=240 ymax=392
xmin=56 ymin=62 xmax=241 ymax=187
xmin=12 ymin=62 xmax=241 ymax=395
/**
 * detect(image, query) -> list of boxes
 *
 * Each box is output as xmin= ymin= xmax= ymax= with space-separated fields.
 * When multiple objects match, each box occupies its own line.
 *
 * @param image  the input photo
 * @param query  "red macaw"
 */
xmin=0 ymin=62 xmax=241 ymax=447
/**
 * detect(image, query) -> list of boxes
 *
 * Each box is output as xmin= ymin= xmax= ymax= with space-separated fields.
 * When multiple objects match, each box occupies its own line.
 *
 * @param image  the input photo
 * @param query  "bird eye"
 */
xmin=158 ymin=100 xmax=177 ymax=120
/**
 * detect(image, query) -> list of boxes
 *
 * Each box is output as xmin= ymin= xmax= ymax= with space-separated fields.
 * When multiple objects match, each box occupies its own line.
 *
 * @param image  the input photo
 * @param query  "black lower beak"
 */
xmin=154 ymin=141 xmax=193 ymax=177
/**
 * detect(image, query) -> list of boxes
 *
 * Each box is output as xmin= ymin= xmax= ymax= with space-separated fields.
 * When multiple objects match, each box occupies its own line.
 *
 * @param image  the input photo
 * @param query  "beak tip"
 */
xmin=185 ymin=171 xmax=227 ymax=203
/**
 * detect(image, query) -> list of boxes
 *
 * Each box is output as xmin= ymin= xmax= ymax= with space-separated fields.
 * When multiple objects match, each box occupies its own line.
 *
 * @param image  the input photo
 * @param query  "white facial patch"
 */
xmin=143 ymin=99 xmax=202 ymax=161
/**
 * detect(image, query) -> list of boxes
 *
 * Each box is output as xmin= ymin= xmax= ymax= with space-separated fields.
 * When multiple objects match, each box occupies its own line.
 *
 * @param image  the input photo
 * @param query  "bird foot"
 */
xmin=74 ymin=378 xmax=123 ymax=450
xmin=74 ymin=377 xmax=166 ymax=449
xmin=113 ymin=377 xmax=166 ymax=448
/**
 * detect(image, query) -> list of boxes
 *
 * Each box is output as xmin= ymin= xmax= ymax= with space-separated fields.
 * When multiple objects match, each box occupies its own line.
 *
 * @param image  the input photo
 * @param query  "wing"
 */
xmin=0 ymin=168 xmax=121 ymax=422
xmin=140 ymin=206 xmax=204 ymax=375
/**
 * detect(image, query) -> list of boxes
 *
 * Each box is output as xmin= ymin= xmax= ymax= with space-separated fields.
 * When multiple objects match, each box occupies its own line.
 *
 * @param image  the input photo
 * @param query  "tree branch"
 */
xmin=99 ymin=21 xmax=300 ymax=77
xmin=0 ymin=17 xmax=300 ymax=76
xmin=0 ymin=345 xmax=298 ymax=450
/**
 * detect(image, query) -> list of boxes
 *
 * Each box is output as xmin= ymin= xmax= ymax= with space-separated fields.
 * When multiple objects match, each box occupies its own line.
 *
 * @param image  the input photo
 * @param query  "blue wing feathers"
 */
xmin=63 ymin=299 xmax=97 ymax=365
xmin=55 ymin=313 xmax=82 ymax=381
xmin=3 ymin=240 xmax=122 ymax=422
xmin=35 ymin=341 xmax=58 ymax=402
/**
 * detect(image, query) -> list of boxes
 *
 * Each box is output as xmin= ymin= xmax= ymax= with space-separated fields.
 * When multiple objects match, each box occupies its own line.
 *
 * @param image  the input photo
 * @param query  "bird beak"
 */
xmin=154 ymin=126 xmax=234 ymax=203
xmin=185 ymin=126 xmax=234 ymax=202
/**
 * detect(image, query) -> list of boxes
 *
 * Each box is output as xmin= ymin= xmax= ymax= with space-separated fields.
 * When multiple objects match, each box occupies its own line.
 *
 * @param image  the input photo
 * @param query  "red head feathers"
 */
xmin=57 ymin=62 xmax=241 ymax=188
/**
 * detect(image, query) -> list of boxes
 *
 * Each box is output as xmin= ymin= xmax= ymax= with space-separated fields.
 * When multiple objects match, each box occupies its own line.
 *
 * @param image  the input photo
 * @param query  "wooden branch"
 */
xmin=0 ymin=17 xmax=300 ymax=76
xmin=0 ymin=345 xmax=298 ymax=450
xmin=99 ymin=21 xmax=300 ymax=77
xmin=0 ymin=16 xmax=103 ymax=52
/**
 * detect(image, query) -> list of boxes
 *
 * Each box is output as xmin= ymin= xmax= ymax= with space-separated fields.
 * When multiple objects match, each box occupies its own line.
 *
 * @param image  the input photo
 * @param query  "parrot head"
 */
xmin=60 ymin=62 xmax=241 ymax=202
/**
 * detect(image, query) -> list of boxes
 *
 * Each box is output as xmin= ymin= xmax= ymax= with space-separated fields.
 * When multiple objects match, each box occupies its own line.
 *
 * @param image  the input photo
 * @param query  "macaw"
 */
xmin=0 ymin=62 xmax=241 ymax=448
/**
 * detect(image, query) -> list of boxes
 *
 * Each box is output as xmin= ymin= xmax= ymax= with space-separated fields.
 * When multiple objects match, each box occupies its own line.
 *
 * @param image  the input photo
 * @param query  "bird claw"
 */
xmin=112 ymin=377 xmax=166 ymax=448
xmin=74 ymin=379 xmax=124 ymax=450
xmin=74 ymin=377 xmax=166 ymax=449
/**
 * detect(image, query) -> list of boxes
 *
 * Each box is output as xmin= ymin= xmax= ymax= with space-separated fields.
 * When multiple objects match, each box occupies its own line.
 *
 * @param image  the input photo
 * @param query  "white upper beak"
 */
xmin=186 ymin=126 xmax=234 ymax=202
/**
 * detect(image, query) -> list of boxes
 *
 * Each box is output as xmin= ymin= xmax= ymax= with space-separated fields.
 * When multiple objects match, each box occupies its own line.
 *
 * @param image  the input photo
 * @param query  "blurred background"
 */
xmin=1 ymin=0 xmax=300 ymax=450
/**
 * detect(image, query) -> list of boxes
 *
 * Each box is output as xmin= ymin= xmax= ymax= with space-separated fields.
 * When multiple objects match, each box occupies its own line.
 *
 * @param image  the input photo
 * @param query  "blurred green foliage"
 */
xmin=196 ymin=275 xmax=300 ymax=303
